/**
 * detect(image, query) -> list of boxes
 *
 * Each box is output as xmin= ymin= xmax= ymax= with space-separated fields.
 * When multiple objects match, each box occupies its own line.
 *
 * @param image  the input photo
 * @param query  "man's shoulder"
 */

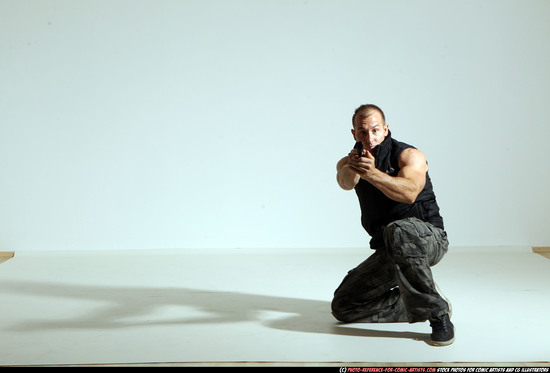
xmin=390 ymin=137 xmax=416 ymax=151
xmin=389 ymin=138 xmax=427 ymax=170
xmin=389 ymin=137 xmax=416 ymax=164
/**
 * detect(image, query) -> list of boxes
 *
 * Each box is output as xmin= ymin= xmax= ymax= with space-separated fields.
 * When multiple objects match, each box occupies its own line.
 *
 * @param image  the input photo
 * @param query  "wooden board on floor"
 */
xmin=533 ymin=246 xmax=550 ymax=260
xmin=0 ymin=252 xmax=14 ymax=264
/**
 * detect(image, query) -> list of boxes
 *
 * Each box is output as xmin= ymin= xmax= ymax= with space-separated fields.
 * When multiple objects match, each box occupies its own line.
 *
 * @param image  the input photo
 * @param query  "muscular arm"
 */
xmin=336 ymin=156 xmax=360 ymax=190
xmin=347 ymin=148 xmax=428 ymax=204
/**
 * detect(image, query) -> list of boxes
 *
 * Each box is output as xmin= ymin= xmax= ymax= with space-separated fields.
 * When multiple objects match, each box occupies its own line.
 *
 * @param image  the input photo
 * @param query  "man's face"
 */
xmin=352 ymin=112 xmax=389 ymax=153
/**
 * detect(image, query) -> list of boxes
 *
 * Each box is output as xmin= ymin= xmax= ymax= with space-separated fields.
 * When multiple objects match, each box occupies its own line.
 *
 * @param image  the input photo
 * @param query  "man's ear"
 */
xmin=383 ymin=123 xmax=389 ymax=136
xmin=351 ymin=128 xmax=357 ymax=140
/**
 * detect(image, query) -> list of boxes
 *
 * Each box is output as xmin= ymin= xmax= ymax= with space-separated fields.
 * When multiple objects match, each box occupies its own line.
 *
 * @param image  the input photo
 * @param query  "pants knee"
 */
xmin=383 ymin=218 xmax=429 ymax=259
xmin=330 ymin=296 xmax=346 ymax=322
xmin=330 ymin=294 xmax=355 ymax=322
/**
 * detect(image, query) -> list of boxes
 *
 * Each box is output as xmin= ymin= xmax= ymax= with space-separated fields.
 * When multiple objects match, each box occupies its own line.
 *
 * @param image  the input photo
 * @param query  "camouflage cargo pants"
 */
xmin=331 ymin=217 xmax=450 ymax=324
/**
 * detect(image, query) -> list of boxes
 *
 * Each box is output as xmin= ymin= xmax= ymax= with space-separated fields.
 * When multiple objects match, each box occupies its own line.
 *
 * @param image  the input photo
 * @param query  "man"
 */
xmin=331 ymin=104 xmax=454 ymax=346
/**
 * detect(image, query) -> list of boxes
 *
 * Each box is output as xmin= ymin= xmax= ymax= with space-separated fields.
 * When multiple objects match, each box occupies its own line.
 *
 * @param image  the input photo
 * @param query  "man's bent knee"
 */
xmin=331 ymin=295 xmax=355 ymax=323
xmin=383 ymin=217 xmax=432 ymax=259
xmin=330 ymin=297 xmax=346 ymax=322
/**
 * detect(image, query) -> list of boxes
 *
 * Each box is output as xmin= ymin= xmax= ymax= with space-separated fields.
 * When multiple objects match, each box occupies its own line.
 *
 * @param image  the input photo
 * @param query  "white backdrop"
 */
xmin=1 ymin=0 xmax=549 ymax=251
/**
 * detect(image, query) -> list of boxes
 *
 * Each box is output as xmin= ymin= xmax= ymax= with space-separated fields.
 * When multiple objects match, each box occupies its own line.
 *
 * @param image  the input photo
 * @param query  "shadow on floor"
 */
xmin=0 ymin=280 xmax=430 ymax=344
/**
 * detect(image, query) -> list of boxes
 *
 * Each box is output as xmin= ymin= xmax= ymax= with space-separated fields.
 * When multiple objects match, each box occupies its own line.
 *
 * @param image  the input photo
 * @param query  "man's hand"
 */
xmin=347 ymin=149 xmax=379 ymax=181
xmin=336 ymin=148 xmax=380 ymax=191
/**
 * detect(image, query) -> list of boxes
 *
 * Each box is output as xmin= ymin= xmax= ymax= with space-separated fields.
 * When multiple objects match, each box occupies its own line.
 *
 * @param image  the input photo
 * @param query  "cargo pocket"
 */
xmin=384 ymin=217 xmax=432 ymax=259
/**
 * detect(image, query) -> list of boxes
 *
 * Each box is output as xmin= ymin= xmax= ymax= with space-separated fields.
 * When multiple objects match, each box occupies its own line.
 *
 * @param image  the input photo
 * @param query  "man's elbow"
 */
xmin=340 ymin=183 xmax=355 ymax=191
xmin=337 ymin=175 xmax=356 ymax=191
xmin=403 ymin=190 xmax=421 ymax=204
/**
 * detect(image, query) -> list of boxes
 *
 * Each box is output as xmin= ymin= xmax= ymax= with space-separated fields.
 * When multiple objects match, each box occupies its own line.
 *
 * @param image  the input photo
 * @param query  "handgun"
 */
xmin=354 ymin=141 xmax=364 ymax=157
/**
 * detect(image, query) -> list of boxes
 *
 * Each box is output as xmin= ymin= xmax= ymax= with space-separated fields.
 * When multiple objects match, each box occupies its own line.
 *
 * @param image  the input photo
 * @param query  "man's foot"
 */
xmin=429 ymin=314 xmax=455 ymax=346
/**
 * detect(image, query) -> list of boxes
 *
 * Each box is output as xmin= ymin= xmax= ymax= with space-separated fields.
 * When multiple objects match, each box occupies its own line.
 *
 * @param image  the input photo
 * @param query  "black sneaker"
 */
xmin=429 ymin=314 xmax=455 ymax=346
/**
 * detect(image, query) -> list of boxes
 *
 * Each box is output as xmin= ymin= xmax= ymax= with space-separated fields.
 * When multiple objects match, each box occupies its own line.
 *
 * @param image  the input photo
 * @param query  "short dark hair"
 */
xmin=352 ymin=104 xmax=386 ymax=128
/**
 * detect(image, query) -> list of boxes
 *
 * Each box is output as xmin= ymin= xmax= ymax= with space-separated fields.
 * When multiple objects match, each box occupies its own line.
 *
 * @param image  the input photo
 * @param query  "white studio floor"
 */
xmin=0 ymin=246 xmax=549 ymax=367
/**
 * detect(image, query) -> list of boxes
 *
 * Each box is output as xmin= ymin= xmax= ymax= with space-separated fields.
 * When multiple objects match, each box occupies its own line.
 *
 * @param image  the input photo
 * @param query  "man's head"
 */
xmin=351 ymin=104 xmax=389 ymax=153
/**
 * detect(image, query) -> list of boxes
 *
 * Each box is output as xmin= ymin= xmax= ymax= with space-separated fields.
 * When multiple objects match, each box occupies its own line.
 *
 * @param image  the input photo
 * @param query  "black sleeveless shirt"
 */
xmin=354 ymin=132 xmax=444 ymax=249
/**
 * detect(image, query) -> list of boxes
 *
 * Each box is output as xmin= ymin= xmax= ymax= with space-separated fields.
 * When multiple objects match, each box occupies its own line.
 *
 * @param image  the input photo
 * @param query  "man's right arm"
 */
xmin=337 ymin=156 xmax=360 ymax=190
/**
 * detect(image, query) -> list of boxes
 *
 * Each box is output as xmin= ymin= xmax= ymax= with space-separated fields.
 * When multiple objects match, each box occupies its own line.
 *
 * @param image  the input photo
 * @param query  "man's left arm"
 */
xmin=348 ymin=148 xmax=427 ymax=204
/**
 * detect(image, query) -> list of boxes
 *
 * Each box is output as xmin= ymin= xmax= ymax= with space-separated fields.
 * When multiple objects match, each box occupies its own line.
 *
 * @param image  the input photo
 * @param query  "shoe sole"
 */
xmin=429 ymin=322 xmax=455 ymax=347
xmin=429 ymin=335 xmax=455 ymax=347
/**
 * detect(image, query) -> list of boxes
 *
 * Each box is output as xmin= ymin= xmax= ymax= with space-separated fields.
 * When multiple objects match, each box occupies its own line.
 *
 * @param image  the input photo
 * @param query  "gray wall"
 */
xmin=1 ymin=0 xmax=549 ymax=251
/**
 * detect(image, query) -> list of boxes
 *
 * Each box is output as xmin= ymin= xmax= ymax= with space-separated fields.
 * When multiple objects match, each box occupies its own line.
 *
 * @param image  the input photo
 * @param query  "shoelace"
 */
xmin=430 ymin=317 xmax=449 ymax=333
